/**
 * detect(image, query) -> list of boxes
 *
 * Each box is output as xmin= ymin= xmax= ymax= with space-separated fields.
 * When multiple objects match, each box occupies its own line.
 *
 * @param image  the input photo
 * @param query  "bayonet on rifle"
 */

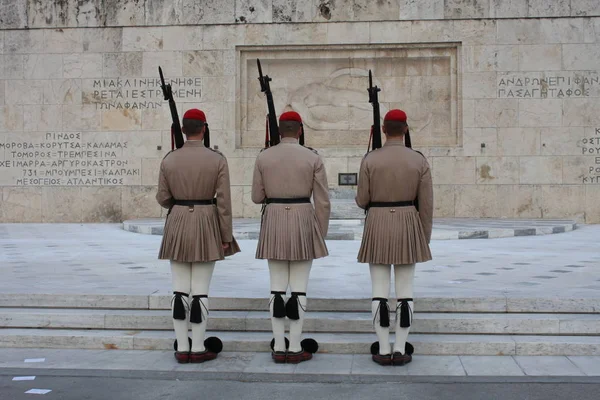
xmin=159 ymin=67 xmax=184 ymax=150
xmin=257 ymin=59 xmax=280 ymax=148
xmin=367 ymin=70 xmax=382 ymax=151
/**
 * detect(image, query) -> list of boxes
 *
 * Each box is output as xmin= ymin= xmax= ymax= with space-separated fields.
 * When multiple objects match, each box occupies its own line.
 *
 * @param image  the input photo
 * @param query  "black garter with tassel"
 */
xmin=190 ymin=295 xmax=208 ymax=324
xmin=270 ymin=291 xmax=286 ymax=318
xmin=172 ymin=291 xmax=188 ymax=320
xmin=397 ymin=298 xmax=413 ymax=328
xmin=285 ymin=292 xmax=306 ymax=320
xmin=372 ymin=297 xmax=390 ymax=327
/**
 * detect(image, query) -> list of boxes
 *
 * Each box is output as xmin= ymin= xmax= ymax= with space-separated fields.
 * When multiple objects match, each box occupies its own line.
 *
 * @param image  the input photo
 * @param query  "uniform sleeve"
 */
xmin=251 ymin=156 xmax=266 ymax=204
xmin=355 ymin=157 xmax=370 ymax=209
xmin=313 ymin=156 xmax=331 ymax=238
xmin=156 ymin=161 xmax=174 ymax=209
xmin=216 ymin=157 xmax=233 ymax=243
xmin=418 ymin=157 xmax=434 ymax=244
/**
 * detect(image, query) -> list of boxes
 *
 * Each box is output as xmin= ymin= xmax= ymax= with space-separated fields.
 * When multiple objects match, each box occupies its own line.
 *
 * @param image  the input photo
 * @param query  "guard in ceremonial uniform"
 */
xmin=356 ymin=109 xmax=433 ymax=366
xmin=157 ymin=108 xmax=241 ymax=364
xmin=252 ymin=111 xmax=330 ymax=364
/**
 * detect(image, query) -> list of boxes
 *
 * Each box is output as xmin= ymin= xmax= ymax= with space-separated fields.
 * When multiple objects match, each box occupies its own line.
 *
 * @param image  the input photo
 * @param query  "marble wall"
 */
xmin=2 ymin=0 xmax=599 ymax=29
xmin=1 ymin=0 xmax=599 ymax=223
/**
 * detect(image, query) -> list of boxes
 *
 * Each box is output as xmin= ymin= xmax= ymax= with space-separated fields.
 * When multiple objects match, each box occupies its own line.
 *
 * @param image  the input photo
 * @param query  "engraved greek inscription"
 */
xmin=582 ymin=129 xmax=600 ymax=184
xmin=2 ymin=132 xmax=140 ymax=187
xmin=89 ymin=78 xmax=202 ymax=110
xmin=498 ymin=72 xmax=599 ymax=99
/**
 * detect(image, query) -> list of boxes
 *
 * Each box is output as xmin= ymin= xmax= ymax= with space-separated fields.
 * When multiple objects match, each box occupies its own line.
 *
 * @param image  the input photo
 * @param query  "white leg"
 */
xmin=288 ymin=260 xmax=312 ymax=353
xmin=170 ymin=261 xmax=192 ymax=352
xmin=393 ymin=263 xmax=416 ymax=355
xmin=370 ymin=263 xmax=392 ymax=355
xmin=268 ymin=260 xmax=289 ymax=352
xmin=190 ymin=261 xmax=216 ymax=353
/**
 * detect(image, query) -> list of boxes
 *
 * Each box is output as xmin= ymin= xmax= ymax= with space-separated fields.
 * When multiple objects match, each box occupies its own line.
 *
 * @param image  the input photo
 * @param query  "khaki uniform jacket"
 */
xmin=355 ymin=139 xmax=433 ymax=264
xmin=156 ymin=140 xmax=240 ymax=262
xmin=252 ymin=137 xmax=330 ymax=260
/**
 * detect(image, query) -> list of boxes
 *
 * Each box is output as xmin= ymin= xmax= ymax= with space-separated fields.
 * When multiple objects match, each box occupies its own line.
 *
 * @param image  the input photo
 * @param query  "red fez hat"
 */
xmin=183 ymin=108 xmax=207 ymax=122
xmin=279 ymin=111 xmax=302 ymax=123
xmin=384 ymin=109 xmax=407 ymax=122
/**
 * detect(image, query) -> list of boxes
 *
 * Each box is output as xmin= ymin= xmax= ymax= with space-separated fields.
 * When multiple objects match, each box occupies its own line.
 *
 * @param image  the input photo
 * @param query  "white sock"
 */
xmin=393 ymin=300 xmax=413 ymax=354
xmin=191 ymin=296 xmax=209 ymax=353
xmin=288 ymin=294 xmax=307 ymax=353
xmin=372 ymin=299 xmax=391 ymax=355
xmin=393 ymin=263 xmax=416 ymax=355
xmin=270 ymin=292 xmax=287 ymax=352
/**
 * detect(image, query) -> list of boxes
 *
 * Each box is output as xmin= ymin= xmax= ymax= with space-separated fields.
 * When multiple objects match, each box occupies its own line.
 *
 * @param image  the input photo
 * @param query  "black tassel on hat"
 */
xmin=373 ymin=297 xmax=390 ymax=328
xmin=190 ymin=295 xmax=207 ymax=324
xmin=397 ymin=298 xmax=413 ymax=328
xmin=405 ymin=129 xmax=412 ymax=148
xmin=299 ymin=124 xmax=305 ymax=146
xmin=172 ymin=292 xmax=188 ymax=320
xmin=204 ymin=124 xmax=210 ymax=148
xmin=286 ymin=292 xmax=306 ymax=320
xmin=270 ymin=291 xmax=286 ymax=318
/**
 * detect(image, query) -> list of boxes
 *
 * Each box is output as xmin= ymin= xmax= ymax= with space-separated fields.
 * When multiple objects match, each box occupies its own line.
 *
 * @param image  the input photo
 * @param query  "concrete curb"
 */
xmin=122 ymin=218 xmax=578 ymax=240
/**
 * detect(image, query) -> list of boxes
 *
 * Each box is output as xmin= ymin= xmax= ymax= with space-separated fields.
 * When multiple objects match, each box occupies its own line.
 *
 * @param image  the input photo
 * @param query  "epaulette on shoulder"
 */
xmin=208 ymin=147 xmax=224 ymax=157
xmin=304 ymin=146 xmax=318 ymax=155
xmin=162 ymin=149 xmax=176 ymax=160
xmin=413 ymin=149 xmax=425 ymax=158
xmin=362 ymin=148 xmax=381 ymax=160
xmin=259 ymin=145 xmax=276 ymax=153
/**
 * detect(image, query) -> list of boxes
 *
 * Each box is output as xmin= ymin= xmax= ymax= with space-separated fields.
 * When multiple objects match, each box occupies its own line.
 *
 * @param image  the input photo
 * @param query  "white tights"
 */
xmin=370 ymin=263 xmax=416 ymax=355
xmin=268 ymin=260 xmax=312 ymax=353
xmin=171 ymin=261 xmax=215 ymax=353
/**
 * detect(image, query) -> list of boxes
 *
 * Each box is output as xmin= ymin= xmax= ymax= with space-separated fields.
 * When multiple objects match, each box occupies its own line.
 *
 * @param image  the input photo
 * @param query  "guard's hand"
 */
xmin=222 ymin=242 xmax=230 ymax=250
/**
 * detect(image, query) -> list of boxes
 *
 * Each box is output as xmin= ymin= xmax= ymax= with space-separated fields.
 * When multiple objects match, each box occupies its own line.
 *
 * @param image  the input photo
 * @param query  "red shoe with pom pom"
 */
xmin=285 ymin=338 xmax=318 ymax=364
xmin=189 ymin=351 xmax=217 ymax=363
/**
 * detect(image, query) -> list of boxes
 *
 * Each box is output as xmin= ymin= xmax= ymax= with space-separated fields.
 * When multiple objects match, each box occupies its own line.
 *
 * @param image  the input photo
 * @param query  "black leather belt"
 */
xmin=368 ymin=200 xmax=414 ymax=208
xmin=173 ymin=199 xmax=216 ymax=206
xmin=265 ymin=198 xmax=311 ymax=204
xmin=261 ymin=198 xmax=311 ymax=219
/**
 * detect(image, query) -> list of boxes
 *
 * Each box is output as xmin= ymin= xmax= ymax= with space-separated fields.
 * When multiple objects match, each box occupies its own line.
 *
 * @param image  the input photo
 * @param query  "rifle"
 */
xmin=367 ymin=70 xmax=382 ymax=151
xmin=367 ymin=70 xmax=412 ymax=150
xmin=257 ymin=59 xmax=280 ymax=148
xmin=159 ymin=67 xmax=184 ymax=150
xmin=366 ymin=70 xmax=418 ymax=210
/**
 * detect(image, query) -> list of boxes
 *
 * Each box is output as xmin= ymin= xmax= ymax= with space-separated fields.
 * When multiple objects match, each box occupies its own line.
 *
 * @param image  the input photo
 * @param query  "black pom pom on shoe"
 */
xmin=405 ymin=342 xmax=414 ymax=356
xmin=370 ymin=341 xmax=379 ymax=355
xmin=270 ymin=337 xmax=290 ymax=351
xmin=301 ymin=338 xmax=319 ymax=354
xmin=204 ymin=337 xmax=223 ymax=354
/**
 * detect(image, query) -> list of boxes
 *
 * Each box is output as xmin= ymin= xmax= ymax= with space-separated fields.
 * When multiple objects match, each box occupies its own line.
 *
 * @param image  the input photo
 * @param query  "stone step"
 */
xmin=1 ymin=309 xmax=599 ymax=336
xmin=330 ymin=199 xmax=365 ymax=220
xmin=2 ymin=294 xmax=598 ymax=313
xmin=0 ymin=329 xmax=599 ymax=356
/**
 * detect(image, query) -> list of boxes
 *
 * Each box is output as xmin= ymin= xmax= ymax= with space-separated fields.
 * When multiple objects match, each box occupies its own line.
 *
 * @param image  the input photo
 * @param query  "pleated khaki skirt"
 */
xmin=358 ymin=206 xmax=432 ymax=265
xmin=256 ymin=203 xmax=328 ymax=261
xmin=159 ymin=204 xmax=241 ymax=263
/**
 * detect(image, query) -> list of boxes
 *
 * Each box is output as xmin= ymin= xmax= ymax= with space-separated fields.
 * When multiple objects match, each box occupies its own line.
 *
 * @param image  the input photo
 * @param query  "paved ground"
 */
xmin=1 ymin=350 xmax=600 ymax=400
xmin=0 ymin=223 xmax=598 ymax=298
xmin=1 ymin=349 xmax=599 ymax=377
xmin=2 ymin=374 xmax=599 ymax=400
xmin=123 ymin=218 xmax=578 ymax=240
